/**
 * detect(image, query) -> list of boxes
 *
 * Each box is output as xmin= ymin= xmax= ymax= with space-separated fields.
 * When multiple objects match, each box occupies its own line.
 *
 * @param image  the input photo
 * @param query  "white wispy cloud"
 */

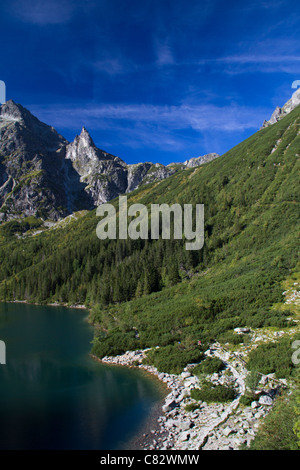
xmin=151 ymin=52 xmax=300 ymax=75
xmin=212 ymin=54 xmax=300 ymax=76
xmin=29 ymin=101 xmax=265 ymax=130
xmin=27 ymin=100 xmax=269 ymax=153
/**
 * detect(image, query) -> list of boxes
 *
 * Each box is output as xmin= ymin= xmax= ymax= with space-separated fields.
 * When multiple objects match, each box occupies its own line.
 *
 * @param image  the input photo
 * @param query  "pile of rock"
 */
xmin=202 ymin=395 xmax=274 ymax=450
xmin=283 ymin=283 xmax=300 ymax=306
xmin=101 ymin=348 xmax=152 ymax=366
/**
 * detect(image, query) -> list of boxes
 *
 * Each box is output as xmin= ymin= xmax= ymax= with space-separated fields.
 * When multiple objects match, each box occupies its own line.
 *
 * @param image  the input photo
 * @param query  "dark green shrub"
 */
xmin=185 ymin=403 xmax=200 ymax=412
xmin=240 ymin=393 xmax=256 ymax=406
xmin=245 ymin=370 xmax=261 ymax=392
xmin=91 ymin=328 xmax=138 ymax=358
xmin=218 ymin=330 xmax=250 ymax=345
xmin=246 ymin=336 xmax=299 ymax=378
xmin=190 ymin=383 xmax=237 ymax=403
xmin=192 ymin=357 xmax=224 ymax=376
xmin=143 ymin=344 xmax=204 ymax=374
xmin=249 ymin=394 xmax=299 ymax=450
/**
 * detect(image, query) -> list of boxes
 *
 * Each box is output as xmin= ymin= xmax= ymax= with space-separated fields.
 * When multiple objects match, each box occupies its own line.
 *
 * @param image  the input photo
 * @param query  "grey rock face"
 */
xmin=0 ymin=100 xmax=219 ymax=222
xmin=0 ymin=100 xmax=70 ymax=221
xmin=0 ymin=102 xmax=157 ymax=220
xmin=134 ymin=163 xmax=177 ymax=187
xmin=167 ymin=152 xmax=220 ymax=170
xmin=65 ymin=127 xmax=128 ymax=207
xmin=183 ymin=153 xmax=220 ymax=168
xmin=261 ymin=88 xmax=300 ymax=128
xmin=126 ymin=162 xmax=153 ymax=193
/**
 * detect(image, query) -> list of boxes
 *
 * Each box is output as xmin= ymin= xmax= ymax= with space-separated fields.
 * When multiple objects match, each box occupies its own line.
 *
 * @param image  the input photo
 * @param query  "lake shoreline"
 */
xmin=90 ymin=353 xmax=170 ymax=450
xmin=2 ymin=299 xmax=87 ymax=310
xmin=123 ymin=398 xmax=169 ymax=450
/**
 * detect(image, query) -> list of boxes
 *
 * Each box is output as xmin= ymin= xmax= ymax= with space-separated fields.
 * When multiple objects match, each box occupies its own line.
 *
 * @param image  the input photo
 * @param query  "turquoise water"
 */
xmin=0 ymin=302 xmax=164 ymax=450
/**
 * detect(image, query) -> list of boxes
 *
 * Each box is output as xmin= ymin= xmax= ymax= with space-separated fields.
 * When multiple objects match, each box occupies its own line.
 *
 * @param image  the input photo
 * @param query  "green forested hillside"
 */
xmin=0 ymin=105 xmax=299 ymax=373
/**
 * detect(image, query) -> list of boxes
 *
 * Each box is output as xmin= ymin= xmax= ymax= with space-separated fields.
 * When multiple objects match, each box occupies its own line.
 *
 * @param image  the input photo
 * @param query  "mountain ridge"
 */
xmin=1 ymin=86 xmax=299 ymax=223
xmin=0 ymin=100 xmax=220 ymax=222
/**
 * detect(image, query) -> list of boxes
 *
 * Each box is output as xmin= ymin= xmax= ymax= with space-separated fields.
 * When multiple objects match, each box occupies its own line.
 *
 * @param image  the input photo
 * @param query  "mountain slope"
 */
xmin=88 ymin=103 xmax=300 ymax=357
xmin=0 ymin=104 xmax=299 ymax=363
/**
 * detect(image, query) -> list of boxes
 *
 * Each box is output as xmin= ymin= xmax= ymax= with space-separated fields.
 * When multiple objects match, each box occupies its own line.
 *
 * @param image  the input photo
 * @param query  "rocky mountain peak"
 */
xmin=0 ymin=99 xmax=26 ymax=123
xmin=65 ymin=125 xmax=122 ymax=178
xmin=282 ymin=86 xmax=300 ymax=114
xmin=261 ymin=87 xmax=300 ymax=128
xmin=0 ymin=99 xmax=67 ymax=153
xmin=78 ymin=126 xmax=96 ymax=147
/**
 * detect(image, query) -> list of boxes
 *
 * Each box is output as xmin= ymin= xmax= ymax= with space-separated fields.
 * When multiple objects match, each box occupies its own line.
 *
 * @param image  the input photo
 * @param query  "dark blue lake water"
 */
xmin=0 ymin=302 xmax=164 ymax=449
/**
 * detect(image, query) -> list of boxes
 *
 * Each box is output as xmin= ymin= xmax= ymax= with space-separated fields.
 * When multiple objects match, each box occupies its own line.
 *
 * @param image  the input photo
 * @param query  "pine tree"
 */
xmin=168 ymin=261 xmax=180 ymax=286
xmin=135 ymin=279 xmax=143 ymax=298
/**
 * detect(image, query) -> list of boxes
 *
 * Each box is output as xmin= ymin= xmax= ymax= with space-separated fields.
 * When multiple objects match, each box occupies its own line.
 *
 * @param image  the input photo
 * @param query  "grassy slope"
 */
xmin=89 ymin=106 xmax=300 ymax=355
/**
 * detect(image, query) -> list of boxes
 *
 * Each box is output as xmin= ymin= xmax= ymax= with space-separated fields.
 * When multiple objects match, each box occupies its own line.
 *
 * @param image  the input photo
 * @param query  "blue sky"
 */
xmin=0 ymin=0 xmax=299 ymax=165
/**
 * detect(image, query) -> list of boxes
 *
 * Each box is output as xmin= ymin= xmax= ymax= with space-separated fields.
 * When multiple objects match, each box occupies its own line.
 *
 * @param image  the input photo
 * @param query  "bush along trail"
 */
xmin=95 ymin=340 xmax=287 ymax=450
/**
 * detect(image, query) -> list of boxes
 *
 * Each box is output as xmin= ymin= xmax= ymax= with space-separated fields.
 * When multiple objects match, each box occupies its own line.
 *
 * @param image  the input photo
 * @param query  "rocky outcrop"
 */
xmin=65 ymin=127 xmax=128 ymax=207
xmin=183 ymin=153 xmax=220 ymax=168
xmin=261 ymin=87 xmax=300 ymax=128
xmin=166 ymin=153 xmax=220 ymax=170
xmin=126 ymin=162 xmax=153 ymax=193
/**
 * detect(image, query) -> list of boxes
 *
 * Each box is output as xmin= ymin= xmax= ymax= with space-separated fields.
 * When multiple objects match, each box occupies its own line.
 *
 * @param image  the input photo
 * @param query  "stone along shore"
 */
xmin=96 ymin=344 xmax=282 ymax=450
